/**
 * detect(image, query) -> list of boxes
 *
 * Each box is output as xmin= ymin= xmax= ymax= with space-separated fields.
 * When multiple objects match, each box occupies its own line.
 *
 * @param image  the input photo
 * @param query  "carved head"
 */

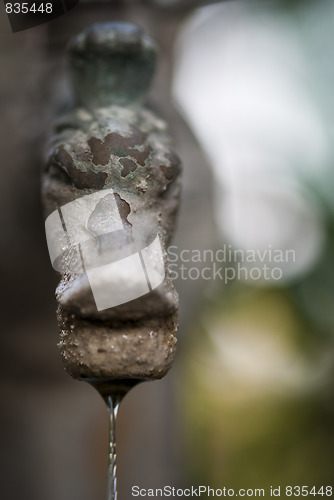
xmin=43 ymin=23 xmax=181 ymax=324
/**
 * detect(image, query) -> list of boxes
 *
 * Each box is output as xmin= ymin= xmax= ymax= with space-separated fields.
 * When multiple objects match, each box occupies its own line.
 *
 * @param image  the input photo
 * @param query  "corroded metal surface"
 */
xmin=42 ymin=22 xmax=181 ymax=381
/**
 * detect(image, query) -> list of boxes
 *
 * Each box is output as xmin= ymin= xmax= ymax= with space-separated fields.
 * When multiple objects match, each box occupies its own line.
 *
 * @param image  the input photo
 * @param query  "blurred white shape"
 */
xmin=60 ymin=189 xmax=122 ymax=246
xmin=45 ymin=190 xmax=165 ymax=311
xmin=45 ymin=188 xmax=123 ymax=272
xmin=205 ymin=311 xmax=334 ymax=395
xmin=141 ymin=235 xmax=165 ymax=289
xmin=221 ymin=180 xmax=323 ymax=278
xmin=45 ymin=209 xmax=68 ymax=268
xmin=86 ymin=236 xmax=165 ymax=310
xmin=173 ymin=1 xmax=329 ymax=281
xmin=86 ymin=253 xmax=149 ymax=311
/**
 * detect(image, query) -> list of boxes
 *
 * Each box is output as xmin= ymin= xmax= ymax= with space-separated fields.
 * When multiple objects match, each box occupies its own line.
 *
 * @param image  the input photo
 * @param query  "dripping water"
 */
xmin=106 ymin=394 xmax=120 ymax=500
xmin=85 ymin=378 xmax=143 ymax=500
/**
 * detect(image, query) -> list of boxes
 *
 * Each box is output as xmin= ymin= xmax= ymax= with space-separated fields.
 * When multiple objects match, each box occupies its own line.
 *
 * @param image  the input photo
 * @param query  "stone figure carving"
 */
xmin=42 ymin=22 xmax=181 ymax=391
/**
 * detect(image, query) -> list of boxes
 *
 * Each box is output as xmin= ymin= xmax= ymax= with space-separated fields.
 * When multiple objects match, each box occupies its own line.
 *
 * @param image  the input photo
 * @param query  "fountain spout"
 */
xmin=42 ymin=22 xmax=181 ymax=390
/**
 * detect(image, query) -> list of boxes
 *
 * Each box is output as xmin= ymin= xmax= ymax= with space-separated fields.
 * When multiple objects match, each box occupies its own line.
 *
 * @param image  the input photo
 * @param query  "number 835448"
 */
xmin=5 ymin=3 xmax=53 ymax=14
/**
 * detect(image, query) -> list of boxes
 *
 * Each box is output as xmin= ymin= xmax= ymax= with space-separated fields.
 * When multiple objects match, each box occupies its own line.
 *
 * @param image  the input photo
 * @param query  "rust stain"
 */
xmin=129 ymin=146 xmax=151 ymax=166
xmin=120 ymin=158 xmax=137 ymax=177
xmin=88 ymin=126 xmax=150 ymax=167
xmin=53 ymin=146 xmax=107 ymax=189
xmin=87 ymin=137 xmax=110 ymax=166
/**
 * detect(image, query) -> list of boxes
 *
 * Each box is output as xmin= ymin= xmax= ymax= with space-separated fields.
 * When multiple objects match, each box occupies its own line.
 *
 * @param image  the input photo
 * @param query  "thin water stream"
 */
xmin=106 ymin=395 xmax=121 ymax=500
xmin=87 ymin=378 xmax=143 ymax=500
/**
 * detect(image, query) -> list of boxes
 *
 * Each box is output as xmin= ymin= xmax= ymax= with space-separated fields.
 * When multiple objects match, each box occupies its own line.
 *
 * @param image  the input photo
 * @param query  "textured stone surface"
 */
xmin=42 ymin=22 xmax=181 ymax=381
xmin=58 ymin=308 xmax=178 ymax=380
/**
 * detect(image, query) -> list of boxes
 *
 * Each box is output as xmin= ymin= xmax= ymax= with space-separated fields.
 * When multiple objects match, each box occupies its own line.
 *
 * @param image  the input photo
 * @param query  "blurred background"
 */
xmin=1 ymin=0 xmax=334 ymax=498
